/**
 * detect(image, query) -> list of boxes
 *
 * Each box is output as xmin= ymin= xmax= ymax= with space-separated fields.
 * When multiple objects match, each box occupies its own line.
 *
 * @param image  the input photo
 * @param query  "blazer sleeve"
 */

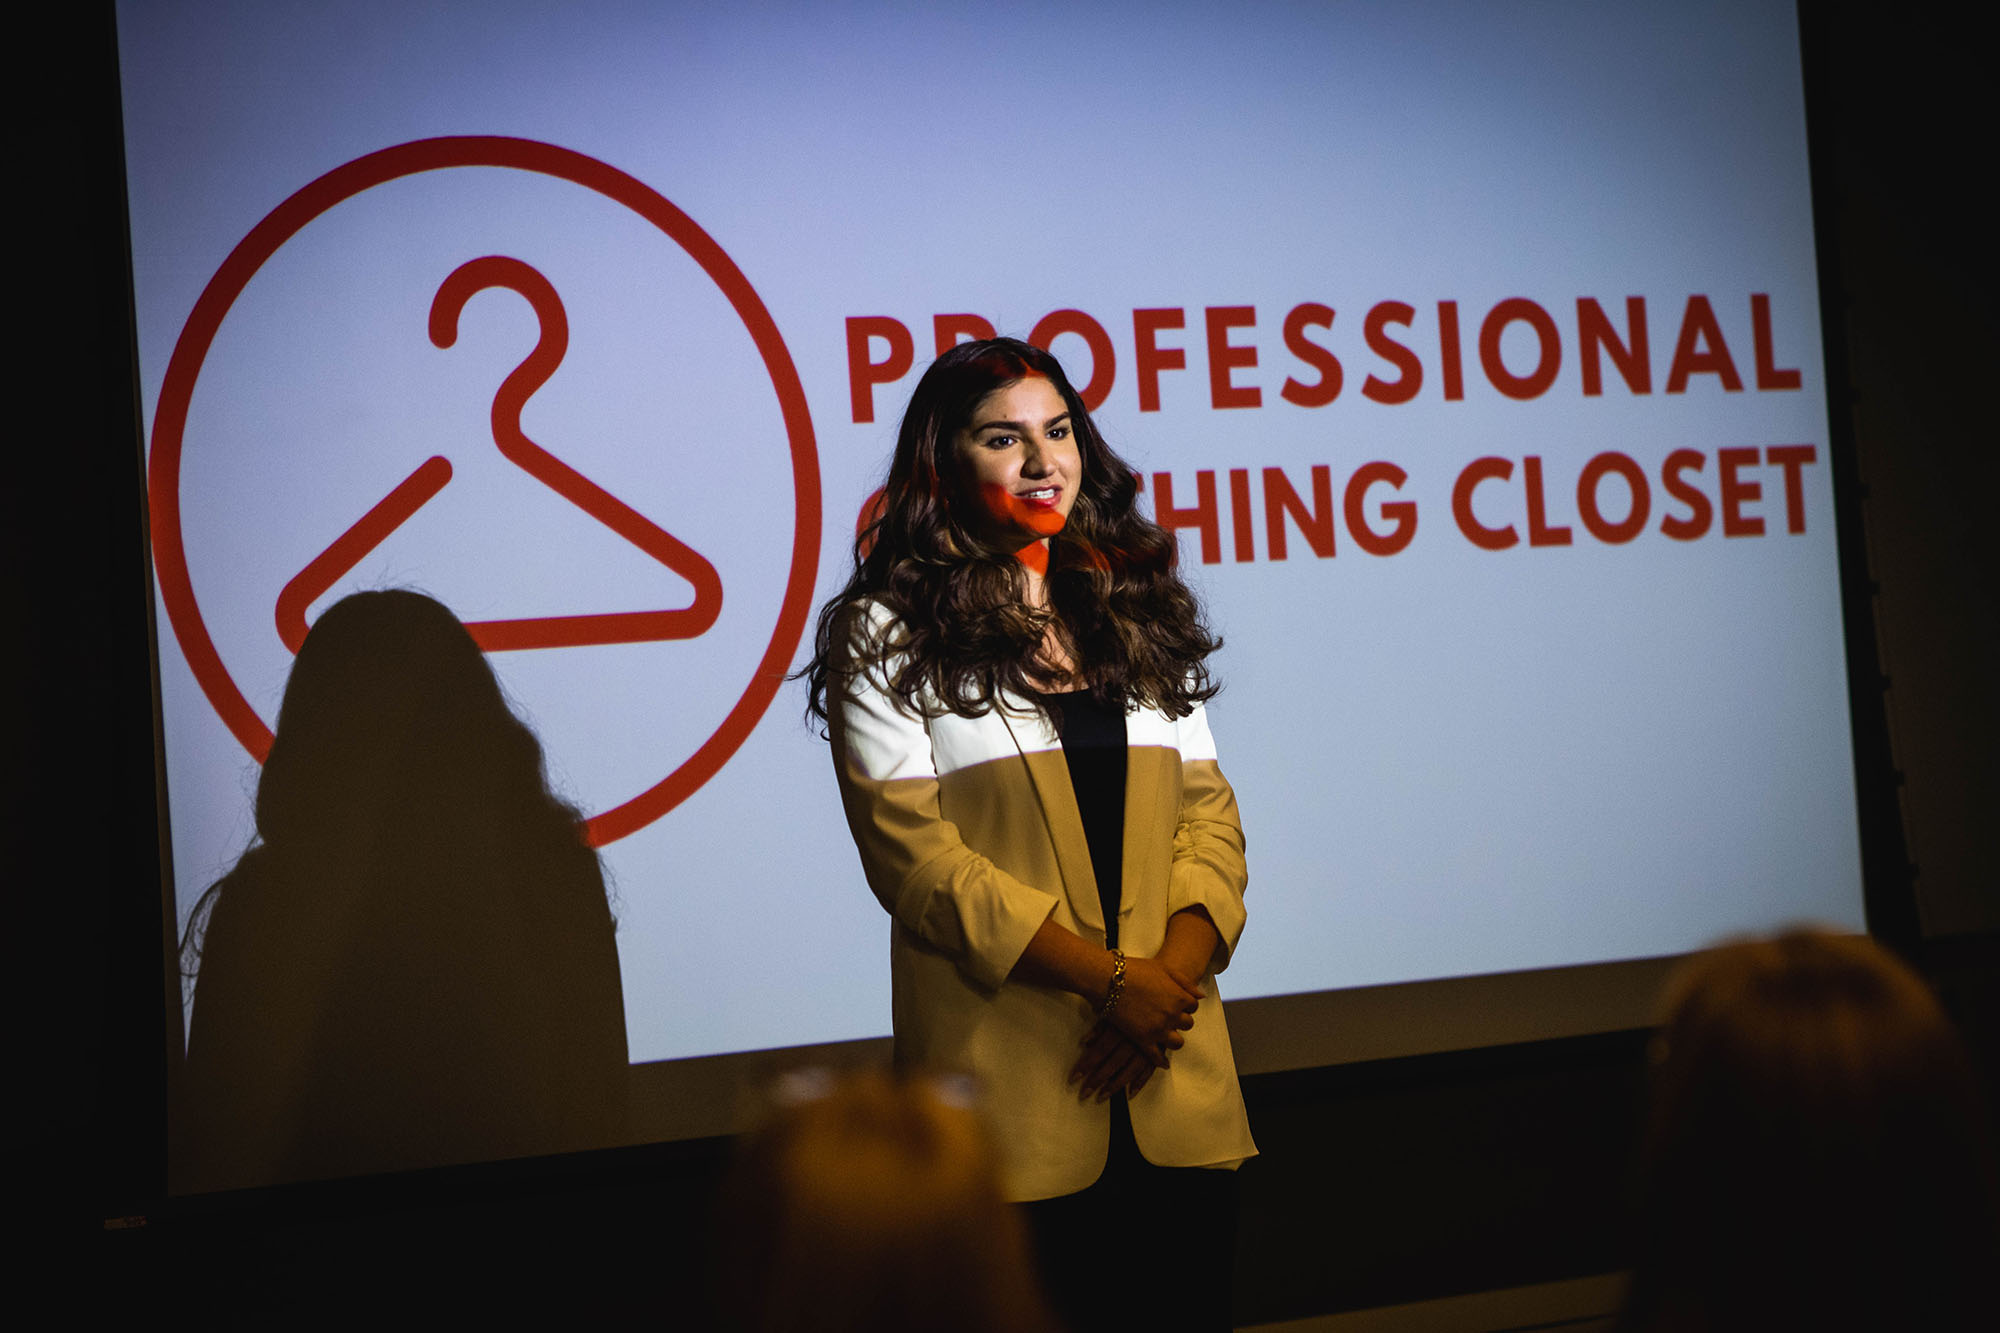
xmin=829 ymin=609 xmax=1059 ymax=992
xmin=1167 ymin=702 xmax=1249 ymax=971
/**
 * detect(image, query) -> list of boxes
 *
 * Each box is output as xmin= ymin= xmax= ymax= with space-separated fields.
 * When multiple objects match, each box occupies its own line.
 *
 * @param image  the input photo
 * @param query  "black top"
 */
xmin=1035 ymin=690 xmax=1128 ymax=949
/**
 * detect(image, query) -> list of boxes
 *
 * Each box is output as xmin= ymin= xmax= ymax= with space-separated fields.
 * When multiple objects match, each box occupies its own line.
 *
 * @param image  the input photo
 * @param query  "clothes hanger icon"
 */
xmin=275 ymin=254 xmax=723 ymax=653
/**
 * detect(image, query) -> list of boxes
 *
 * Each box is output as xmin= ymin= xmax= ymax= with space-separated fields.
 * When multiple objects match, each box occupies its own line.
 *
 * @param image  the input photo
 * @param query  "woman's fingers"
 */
xmin=1073 ymin=1023 xmax=1173 ymax=1098
xmin=1076 ymin=1024 xmax=1120 ymax=1069
xmin=1072 ymin=1019 xmax=1111 ymax=1059
xmin=1084 ymin=1042 xmax=1143 ymax=1097
xmin=1067 ymin=1016 xmax=1195 ymax=1096
xmin=1092 ymin=1042 xmax=1150 ymax=1100
xmin=1069 ymin=1022 xmax=1124 ymax=1090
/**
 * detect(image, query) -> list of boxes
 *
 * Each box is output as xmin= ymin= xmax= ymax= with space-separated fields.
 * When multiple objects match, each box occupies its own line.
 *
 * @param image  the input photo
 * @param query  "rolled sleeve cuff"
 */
xmin=1167 ymin=853 xmax=1248 ymax=968
xmin=901 ymin=849 xmax=1061 ymax=992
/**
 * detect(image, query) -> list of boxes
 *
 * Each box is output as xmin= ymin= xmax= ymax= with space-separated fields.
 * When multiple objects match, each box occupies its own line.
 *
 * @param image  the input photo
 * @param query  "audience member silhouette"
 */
xmin=715 ymin=1069 xmax=1061 ymax=1333
xmin=177 ymin=589 xmax=628 ymax=1190
xmin=1622 ymin=928 xmax=1998 ymax=1332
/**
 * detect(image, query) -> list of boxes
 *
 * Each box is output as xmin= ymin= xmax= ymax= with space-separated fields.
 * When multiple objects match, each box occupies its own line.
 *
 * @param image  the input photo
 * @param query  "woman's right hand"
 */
xmin=1008 ymin=923 xmax=1200 ymax=1066
xmin=1106 ymin=955 xmax=1201 ymax=1065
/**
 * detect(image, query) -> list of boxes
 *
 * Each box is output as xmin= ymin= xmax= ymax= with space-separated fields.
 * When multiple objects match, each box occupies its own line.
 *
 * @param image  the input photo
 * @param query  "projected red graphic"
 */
xmin=274 ymin=256 xmax=724 ymax=655
xmin=149 ymin=136 xmax=821 ymax=845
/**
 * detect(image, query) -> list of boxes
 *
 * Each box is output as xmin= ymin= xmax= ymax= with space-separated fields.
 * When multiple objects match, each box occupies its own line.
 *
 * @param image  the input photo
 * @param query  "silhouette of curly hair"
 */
xmin=177 ymin=590 xmax=626 ymax=1189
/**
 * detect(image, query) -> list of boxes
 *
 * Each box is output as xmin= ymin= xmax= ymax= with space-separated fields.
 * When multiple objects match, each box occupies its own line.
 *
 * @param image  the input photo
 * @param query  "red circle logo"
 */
xmin=148 ymin=136 xmax=821 ymax=845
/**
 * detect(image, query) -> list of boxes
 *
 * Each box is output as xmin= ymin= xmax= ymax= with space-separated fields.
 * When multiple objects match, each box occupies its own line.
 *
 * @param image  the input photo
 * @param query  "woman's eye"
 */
xmin=985 ymin=435 xmax=1016 ymax=449
xmin=1048 ymin=425 xmax=1070 ymax=440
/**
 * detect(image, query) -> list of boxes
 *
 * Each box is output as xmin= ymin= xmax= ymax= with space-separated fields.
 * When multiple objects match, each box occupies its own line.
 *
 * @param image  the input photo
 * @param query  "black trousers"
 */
xmin=1020 ymin=1096 xmax=1240 ymax=1332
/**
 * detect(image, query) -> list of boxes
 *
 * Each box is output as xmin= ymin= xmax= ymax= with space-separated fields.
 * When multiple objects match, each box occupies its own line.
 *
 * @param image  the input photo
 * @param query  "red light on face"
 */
xmin=976 ymin=482 xmax=1069 ymax=539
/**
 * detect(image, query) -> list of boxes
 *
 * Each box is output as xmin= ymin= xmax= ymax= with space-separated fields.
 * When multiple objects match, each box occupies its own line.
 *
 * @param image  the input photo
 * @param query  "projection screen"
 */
xmin=117 ymin=0 xmax=1865 ymax=1180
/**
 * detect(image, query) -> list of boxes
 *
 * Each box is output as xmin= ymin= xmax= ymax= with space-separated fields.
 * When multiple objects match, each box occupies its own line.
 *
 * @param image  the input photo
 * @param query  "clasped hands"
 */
xmin=1069 ymin=953 xmax=1201 ymax=1102
xmin=1010 ymin=905 xmax=1221 ymax=1103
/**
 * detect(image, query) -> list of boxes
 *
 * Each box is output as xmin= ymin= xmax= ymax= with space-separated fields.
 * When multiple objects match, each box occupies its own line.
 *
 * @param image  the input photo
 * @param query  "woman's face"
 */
xmin=948 ymin=375 xmax=1081 ymax=552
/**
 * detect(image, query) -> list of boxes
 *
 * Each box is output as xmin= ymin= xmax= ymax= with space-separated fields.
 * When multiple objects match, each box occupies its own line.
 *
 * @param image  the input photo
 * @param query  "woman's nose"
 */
xmin=1020 ymin=438 xmax=1050 ymax=475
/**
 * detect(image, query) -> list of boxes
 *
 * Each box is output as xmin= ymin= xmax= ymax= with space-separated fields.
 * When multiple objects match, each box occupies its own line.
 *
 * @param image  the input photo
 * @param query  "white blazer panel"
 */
xmin=830 ymin=602 xmax=1256 ymax=1200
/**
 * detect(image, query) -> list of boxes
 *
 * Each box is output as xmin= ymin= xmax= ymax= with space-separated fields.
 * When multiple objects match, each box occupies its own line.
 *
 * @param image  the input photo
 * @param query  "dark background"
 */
xmin=35 ymin=2 xmax=1994 ymax=1323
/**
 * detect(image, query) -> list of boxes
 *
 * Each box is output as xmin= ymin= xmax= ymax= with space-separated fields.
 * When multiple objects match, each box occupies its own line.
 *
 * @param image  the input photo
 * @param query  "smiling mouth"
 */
xmin=1019 ymin=487 xmax=1060 ymax=504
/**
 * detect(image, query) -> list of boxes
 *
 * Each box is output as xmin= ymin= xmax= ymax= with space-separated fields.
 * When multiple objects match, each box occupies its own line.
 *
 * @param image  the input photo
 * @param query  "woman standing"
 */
xmin=807 ymin=338 xmax=1254 ymax=1328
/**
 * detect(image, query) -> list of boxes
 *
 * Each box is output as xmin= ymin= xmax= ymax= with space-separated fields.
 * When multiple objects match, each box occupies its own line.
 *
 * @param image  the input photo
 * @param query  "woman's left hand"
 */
xmin=1068 ymin=1021 xmax=1159 ymax=1101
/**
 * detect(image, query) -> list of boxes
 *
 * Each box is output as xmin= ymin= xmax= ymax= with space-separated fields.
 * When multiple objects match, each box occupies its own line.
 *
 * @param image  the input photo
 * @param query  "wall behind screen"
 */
xmin=115 ymin=0 xmax=1871 ymax=1175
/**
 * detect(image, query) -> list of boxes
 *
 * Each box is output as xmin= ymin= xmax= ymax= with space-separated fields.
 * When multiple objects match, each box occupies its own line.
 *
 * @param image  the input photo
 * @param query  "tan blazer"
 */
xmin=830 ymin=603 xmax=1257 ymax=1200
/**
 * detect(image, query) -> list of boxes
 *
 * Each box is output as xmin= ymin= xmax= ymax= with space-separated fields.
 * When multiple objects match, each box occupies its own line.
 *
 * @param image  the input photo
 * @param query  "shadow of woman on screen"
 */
xmin=176 ymin=589 xmax=628 ymax=1192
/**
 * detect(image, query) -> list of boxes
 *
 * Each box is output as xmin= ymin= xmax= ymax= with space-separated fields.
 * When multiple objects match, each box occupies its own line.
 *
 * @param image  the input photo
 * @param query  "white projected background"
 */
xmin=120 ymin=0 xmax=1863 ymax=1069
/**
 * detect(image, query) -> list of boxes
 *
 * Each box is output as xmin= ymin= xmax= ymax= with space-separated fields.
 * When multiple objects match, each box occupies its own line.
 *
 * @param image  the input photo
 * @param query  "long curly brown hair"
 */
xmin=805 ymin=337 xmax=1219 ymax=725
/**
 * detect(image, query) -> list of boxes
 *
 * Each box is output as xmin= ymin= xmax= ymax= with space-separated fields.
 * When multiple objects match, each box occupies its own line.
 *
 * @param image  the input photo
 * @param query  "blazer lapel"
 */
xmin=996 ymin=696 xmax=1107 ymax=939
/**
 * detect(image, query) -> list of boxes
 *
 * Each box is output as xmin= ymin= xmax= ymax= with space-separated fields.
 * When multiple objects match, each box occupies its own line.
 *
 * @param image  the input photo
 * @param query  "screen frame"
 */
xmin=76 ymin=0 xmax=1918 ymax=1203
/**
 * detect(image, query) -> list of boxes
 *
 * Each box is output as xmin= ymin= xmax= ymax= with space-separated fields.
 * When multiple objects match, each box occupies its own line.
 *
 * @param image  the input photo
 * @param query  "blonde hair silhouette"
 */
xmin=716 ymin=1069 xmax=1059 ymax=1333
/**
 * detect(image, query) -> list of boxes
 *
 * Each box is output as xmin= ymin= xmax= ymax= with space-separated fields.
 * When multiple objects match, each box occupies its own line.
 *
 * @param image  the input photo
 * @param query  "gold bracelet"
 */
xmin=1098 ymin=948 xmax=1127 ymax=1017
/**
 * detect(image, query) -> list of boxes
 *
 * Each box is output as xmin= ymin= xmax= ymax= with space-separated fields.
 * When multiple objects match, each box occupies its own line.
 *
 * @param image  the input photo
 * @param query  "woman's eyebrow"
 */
xmin=971 ymin=412 xmax=1070 ymax=434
